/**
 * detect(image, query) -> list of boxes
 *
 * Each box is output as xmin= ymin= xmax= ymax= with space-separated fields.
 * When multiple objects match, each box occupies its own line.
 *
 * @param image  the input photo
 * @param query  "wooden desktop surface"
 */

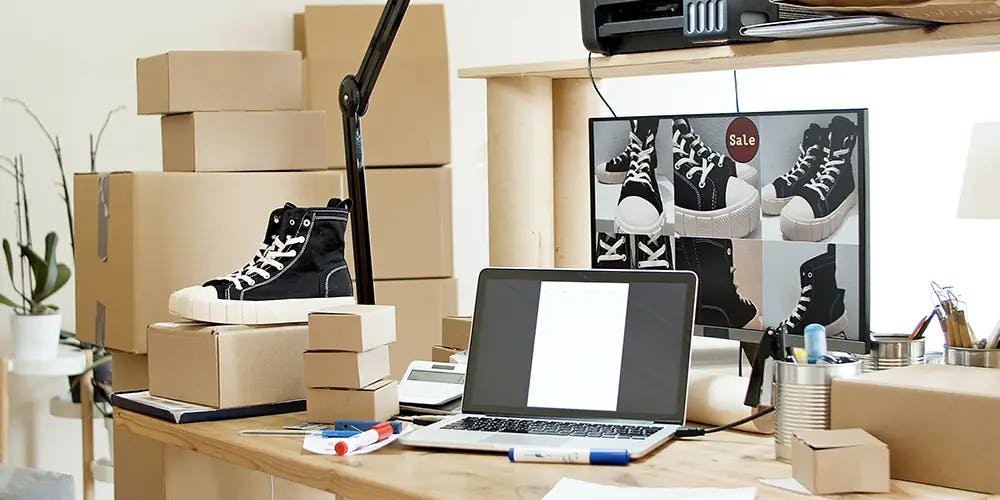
xmin=116 ymin=409 xmax=983 ymax=499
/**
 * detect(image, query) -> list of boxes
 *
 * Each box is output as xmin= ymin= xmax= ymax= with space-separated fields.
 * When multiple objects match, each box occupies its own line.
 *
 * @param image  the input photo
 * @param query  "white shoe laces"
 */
xmin=780 ymin=144 xmax=819 ymax=187
xmin=597 ymin=235 xmax=627 ymax=262
xmin=673 ymin=129 xmax=718 ymax=189
xmin=624 ymin=136 xmax=655 ymax=189
xmin=784 ymin=284 xmax=813 ymax=328
xmin=219 ymin=235 xmax=306 ymax=291
xmin=637 ymin=239 xmax=669 ymax=268
xmin=804 ymin=146 xmax=849 ymax=200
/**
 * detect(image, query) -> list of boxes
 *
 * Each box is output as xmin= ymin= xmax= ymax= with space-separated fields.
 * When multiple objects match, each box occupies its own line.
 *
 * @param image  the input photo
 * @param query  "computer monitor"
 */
xmin=589 ymin=110 xmax=870 ymax=354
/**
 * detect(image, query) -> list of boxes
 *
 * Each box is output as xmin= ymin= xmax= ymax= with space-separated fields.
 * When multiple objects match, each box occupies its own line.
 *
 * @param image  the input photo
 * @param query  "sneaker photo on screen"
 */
xmin=169 ymin=198 xmax=356 ymax=325
xmin=782 ymin=244 xmax=848 ymax=338
xmin=675 ymin=237 xmax=760 ymax=329
xmin=762 ymin=123 xmax=829 ymax=216
xmin=614 ymin=118 xmax=664 ymax=234
xmin=635 ymin=234 xmax=672 ymax=270
xmin=595 ymin=232 xmax=631 ymax=269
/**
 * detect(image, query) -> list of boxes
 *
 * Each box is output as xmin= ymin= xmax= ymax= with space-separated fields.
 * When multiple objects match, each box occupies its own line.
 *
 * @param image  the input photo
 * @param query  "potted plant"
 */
xmin=1 ymin=231 xmax=71 ymax=360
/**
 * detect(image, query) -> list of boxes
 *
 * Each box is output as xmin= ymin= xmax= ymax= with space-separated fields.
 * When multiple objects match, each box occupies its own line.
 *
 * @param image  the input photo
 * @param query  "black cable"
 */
xmin=732 ymin=70 xmax=741 ymax=113
xmin=588 ymin=52 xmax=617 ymax=117
xmin=675 ymin=406 xmax=775 ymax=438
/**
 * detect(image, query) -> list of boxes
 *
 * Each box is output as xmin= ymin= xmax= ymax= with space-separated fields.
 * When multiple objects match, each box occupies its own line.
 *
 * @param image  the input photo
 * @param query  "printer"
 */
xmin=582 ymin=0 xmax=804 ymax=55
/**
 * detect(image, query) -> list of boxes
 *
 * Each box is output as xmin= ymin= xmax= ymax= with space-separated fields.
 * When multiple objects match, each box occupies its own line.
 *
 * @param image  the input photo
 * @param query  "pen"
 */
xmin=239 ymin=429 xmax=360 ymax=438
xmin=508 ymin=448 xmax=630 ymax=465
xmin=334 ymin=422 xmax=394 ymax=455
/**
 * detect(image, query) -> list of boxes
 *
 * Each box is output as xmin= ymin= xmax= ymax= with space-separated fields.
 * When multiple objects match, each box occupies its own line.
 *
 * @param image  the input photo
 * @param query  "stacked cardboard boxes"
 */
xmin=296 ymin=4 xmax=457 ymax=379
xmin=305 ymin=305 xmax=400 ymax=422
xmin=433 ymin=316 xmax=472 ymax=362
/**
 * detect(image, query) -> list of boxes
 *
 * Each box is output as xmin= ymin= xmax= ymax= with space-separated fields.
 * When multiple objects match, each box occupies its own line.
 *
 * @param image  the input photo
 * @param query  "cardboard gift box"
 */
xmin=308 ymin=305 xmax=396 ymax=352
xmin=297 ymin=5 xmax=450 ymax=168
xmin=137 ymin=51 xmax=302 ymax=115
xmin=791 ymin=429 xmax=889 ymax=495
xmin=306 ymin=379 xmax=399 ymax=422
xmin=432 ymin=345 xmax=461 ymax=363
xmin=304 ymin=346 xmax=391 ymax=390
xmin=111 ymin=350 xmax=150 ymax=392
xmin=441 ymin=315 xmax=472 ymax=350
xmin=73 ymin=170 xmax=345 ymax=353
xmin=161 ymin=111 xmax=327 ymax=172
xmin=374 ymin=278 xmax=458 ymax=378
xmin=832 ymin=364 xmax=1000 ymax=494
xmin=148 ymin=322 xmax=309 ymax=408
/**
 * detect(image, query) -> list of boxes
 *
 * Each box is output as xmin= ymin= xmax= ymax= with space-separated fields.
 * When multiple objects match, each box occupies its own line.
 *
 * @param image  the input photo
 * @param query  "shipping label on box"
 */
xmin=304 ymin=346 xmax=390 ymax=389
xmin=441 ymin=315 xmax=472 ymax=350
xmin=308 ymin=304 xmax=396 ymax=352
xmin=792 ymin=429 xmax=889 ymax=495
xmin=306 ymin=379 xmax=399 ymax=422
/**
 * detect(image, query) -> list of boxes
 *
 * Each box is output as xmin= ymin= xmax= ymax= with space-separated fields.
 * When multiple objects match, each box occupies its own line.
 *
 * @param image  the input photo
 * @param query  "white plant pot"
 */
xmin=10 ymin=313 xmax=62 ymax=361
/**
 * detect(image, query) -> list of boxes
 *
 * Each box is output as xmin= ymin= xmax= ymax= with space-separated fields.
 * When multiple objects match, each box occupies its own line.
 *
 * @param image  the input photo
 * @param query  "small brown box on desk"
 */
xmin=432 ymin=345 xmax=460 ymax=363
xmin=441 ymin=315 xmax=472 ymax=350
xmin=791 ymin=429 xmax=889 ymax=495
xmin=303 ymin=346 xmax=390 ymax=389
xmin=832 ymin=364 xmax=1000 ymax=494
xmin=306 ymin=379 xmax=399 ymax=422
xmin=308 ymin=305 xmax=396 ymax=352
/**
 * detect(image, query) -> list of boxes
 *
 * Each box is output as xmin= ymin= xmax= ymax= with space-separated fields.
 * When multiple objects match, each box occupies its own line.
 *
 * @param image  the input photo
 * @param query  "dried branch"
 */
xmin=2 ymin=98 xmax=57 ymax=152
xmin=91 ymin=105 xmax=125 ymax=172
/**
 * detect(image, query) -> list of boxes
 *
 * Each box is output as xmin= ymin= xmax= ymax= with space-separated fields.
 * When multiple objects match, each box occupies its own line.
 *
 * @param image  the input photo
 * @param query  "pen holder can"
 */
xmin=860 ymin=336 xmax=926 ymax=372
xmin=944 ymin=345 xmax=1000 ymax=368
xmin=774 ymin=360 xmax=862 ymax=462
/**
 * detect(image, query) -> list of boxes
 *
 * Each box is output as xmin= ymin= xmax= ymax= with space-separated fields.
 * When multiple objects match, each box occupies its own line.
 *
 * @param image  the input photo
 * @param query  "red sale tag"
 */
xmin=726 ymin=117 xmax=760 ymax=163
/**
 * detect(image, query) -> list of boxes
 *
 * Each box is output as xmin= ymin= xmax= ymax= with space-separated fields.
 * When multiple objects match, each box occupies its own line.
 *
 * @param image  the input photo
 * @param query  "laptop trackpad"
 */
xmin=479 ymin=434 xmax=570 ymax=447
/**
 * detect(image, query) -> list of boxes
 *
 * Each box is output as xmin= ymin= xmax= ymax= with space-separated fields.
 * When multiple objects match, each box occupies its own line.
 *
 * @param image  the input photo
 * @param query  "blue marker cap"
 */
xmin=804 ymin=323 xmax=827 ymax=365
xmin=590 ymin=449 xmax=630 ymax=465
xmin=508 ymin=449 xmax=515 ymax=462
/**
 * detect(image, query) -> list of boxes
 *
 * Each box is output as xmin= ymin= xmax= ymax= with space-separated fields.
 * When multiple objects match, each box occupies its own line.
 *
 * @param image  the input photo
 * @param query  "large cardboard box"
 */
xmin=791 ymin=429 xmax=889 ymax=495
xmin=161 ymin=111 xmax=326 ymax=172
xmin=353 ymin=167 xmax=453 ymax=280
xmin=298 ymin=5 xmax=450 ymax=167
xmin=304 ymin=346 xmax=390 ymax=389
xmin=148 ymin=322 xmax=308 ymax=408
xmin=74 ymin=171 xmax=345 ymax=353
xmin=441 ymin=315 xmax=472 ymax=350
xmin=115 ymin=428 xmax=165 ymax=500
xmin=164 ymin=448 xmax=269 ymax=500
xmin=432 ymin=345 xmax=460 ymax=363
xmin=111 ymin=350 xmax=149 ymax=392
xmin=832 ymin=364 xmax=1000 ymax=494
xmin=306 ymin=379 xmax=399 ymax=422
xmin=375 ymin=278 xmax=458 ymax=379
xmin=137 ymin=51 xmax=301 ymax=115
xmin=308 ymin=305 xmax=396 ymax=352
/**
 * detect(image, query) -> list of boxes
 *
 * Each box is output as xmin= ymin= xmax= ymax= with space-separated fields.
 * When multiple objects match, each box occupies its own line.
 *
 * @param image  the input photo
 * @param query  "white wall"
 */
xmin=2 ymin=1 xmax=999 ymax=498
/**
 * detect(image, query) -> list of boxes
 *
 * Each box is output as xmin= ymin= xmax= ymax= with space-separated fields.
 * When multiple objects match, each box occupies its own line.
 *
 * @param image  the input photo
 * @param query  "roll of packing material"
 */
xmin=686 ymin=369 xmax=775 ymax=435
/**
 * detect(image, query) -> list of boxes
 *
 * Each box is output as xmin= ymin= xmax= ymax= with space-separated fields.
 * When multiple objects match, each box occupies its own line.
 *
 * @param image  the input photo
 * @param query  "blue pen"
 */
xmin=508 ymin=448 xmax=630 ymax=465
xmin=335 ymin=420 xmax=403 ymax=434
xmin=318 ymin=430 xmax=361 ymax=438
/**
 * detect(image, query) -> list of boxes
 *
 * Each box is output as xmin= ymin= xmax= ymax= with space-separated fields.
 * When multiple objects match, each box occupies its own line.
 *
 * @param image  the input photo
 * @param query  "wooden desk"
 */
xmin=115 ymin=409 xmax=983 ymax=499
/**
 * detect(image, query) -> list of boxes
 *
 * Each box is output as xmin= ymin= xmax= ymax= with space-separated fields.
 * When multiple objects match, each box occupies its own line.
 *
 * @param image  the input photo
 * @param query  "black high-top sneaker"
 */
xmin=783 ymin=244 xmax=848 ymax=337
xmin=674 ymin=118 xmax=759 ymax=186
xmin=595 ymin=232 xmax=631 ymax=269
xmin=675 ymin=237 xmax=759 ymax=328
xmin=780 ymin=116 xmax=858 ymax=242
xmin=762 ymin=124 xmax=828 ymax=216
xmin=596 ymin=119 xmax=656 ymax=185
xmin=635 ymin=234 xmax=672 ymax=269
xmin=169 ymin=199 xmax=356 ymax=324
xmin=615 ymin=119 xmax=662 ymax=234
xmin=673 ymin=120 xmax=760 ymax=238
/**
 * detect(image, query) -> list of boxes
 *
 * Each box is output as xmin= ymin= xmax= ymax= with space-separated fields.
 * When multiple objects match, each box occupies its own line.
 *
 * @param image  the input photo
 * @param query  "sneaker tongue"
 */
xmin=802 ymin=124 xmax=824 ymax=147
xmin=828 ymin=116 xmax=856 ymax=148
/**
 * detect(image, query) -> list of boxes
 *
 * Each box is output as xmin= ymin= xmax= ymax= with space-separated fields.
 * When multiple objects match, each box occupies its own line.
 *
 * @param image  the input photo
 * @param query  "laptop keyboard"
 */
xmin=442 ymin=416 xmax=660 ymax=439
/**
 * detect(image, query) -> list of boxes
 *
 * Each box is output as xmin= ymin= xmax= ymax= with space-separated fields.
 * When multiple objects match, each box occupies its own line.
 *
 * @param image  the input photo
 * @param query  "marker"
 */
xmin=334 ymin=422 xmax=393 ymax=455
xmin=507 ymin=448 xmax=630 ymax=465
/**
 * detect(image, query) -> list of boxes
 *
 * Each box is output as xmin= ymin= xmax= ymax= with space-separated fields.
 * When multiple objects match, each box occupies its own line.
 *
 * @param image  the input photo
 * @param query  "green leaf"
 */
xmin=33 ymin=263 xmax=70 ymax=304
xmin=2 ymin=239 xmax=13 ymax=282
xmin=44 ymin=232 xmax=57 ymax=266
xmin=0 ymin=291 xmax=20 ymax=308
xmin=19 ymin=244 xmax=51 ymax=301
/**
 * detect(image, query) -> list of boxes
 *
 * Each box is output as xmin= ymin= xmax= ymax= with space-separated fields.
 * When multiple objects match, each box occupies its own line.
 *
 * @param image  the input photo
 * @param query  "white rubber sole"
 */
xmin=762 ymin=194 xmax=791 ymax=216
xmin=780 ymin=192 xmax=857 ymax=242
xmin=169 ymin=288 xmax=355 ymax=325
xmin=676 ymin=191 xmax=760 ymax=238
xmin=595 ymin=168 xmax=626 ymax=185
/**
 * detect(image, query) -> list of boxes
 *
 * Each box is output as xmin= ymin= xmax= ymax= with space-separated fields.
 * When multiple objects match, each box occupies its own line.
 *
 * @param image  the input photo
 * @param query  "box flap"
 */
xmin=796 ymin=429 xmax=881 ymax=449
xmin=841 ymin=364 xmax=1000 ymax=399
xmin=361 ymin=379 xmax=394 ymax=392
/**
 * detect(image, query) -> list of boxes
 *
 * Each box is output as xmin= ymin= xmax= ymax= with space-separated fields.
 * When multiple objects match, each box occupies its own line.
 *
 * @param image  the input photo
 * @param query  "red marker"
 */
xmin=334 ymin=422 xmax=393 ymax=455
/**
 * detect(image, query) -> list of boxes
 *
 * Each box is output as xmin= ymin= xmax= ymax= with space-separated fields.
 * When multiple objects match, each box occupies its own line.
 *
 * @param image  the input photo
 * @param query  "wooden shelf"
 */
xmin=459 ymin=21 xmax=1000 ymax=79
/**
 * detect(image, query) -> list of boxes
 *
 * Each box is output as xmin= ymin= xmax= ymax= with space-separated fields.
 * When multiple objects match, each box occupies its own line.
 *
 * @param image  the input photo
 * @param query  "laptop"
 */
xmin=400 ymin=267 xmax=698 ymax=458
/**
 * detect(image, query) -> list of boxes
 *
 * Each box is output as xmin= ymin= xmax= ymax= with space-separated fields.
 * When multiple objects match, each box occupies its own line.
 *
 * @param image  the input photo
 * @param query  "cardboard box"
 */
xmin=304 ymin=346 xmax=390 ymax=389
xmin=74 ymin=171 xmax=345 ymax=353
xmin=137 ymin=51 xmax=302 ymax=115
xmin=161 ymin=111 xmax=326 ymax=172
xmin=111 ymin=350 xmax=149 ymax=392
xmin=298 ymin=5 xmax=450 ymax=167
xmin=441 ymin=315 xmax=472 ymax=350
xmin=832 ymin=364 xmax=1000 ymax=494
xmin=115 ymin=428 xmax=165 ymax=500
xmin=348 ymin=167 xmax=453 ymax=280
xmin=148 ymin=322 xmax=308 ymax=408
xmin=375 ymin=278 xmax=458 ymax=379
xmin=306 ymin=379 xmax=399 ymax=422
xmin=432 ymin=345 xmax=460 ymax=363
xmin=308 ymin=305 xmax=396 ymax=352
xmin=791 ymin=429 xmax=889 ymax=495
xmin=164 ymin=448 xmax=269 ymax=500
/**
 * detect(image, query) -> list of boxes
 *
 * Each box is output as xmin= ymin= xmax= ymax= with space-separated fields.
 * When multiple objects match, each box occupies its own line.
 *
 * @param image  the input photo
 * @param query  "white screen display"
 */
xmin=526 ymin=281 xmax=629 ymax=411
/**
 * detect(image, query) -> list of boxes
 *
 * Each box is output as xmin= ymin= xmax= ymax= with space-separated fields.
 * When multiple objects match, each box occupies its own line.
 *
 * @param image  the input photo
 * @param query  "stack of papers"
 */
xmin=740 ymin=15 xmax=933 ymax=39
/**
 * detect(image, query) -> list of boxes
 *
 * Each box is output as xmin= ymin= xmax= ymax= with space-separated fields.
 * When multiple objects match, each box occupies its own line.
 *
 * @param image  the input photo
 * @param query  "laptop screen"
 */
xmin=462 ymin=268 xmax=697 ymax=424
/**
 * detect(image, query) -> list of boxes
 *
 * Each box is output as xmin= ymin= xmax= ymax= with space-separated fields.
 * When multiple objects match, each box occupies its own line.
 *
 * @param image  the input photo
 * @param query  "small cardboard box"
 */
xmin=111 ymin=349 xmax=149 ymax=392
xmin=74 ymin=170 xmax=345 ymax=353
xmin=791 ymin=429 xmax=889 ymax=495
xmin=304 ymin=346 xmax=390 ymax=389
xmin=164 ymin=448 xmax=269 ymax=500
xmin=441 ymin=315 xmax=472 ymax=350
xmin=297 ymin=5 xmax=450 ymax=167
xmin=147 ymin=322 xmax=308 ymax=408
xmin=137 ymin=51 xmax=302 ymax=114
xmin=432 ymin=345 xmax=460 ymax=363
xmin=115 ymin=428 xmax=166 ymax=500
xmin=306 ymin=379 xmax=399 ymax=422
xmin=161 ymin=111 xmax=326 ymax=172
xmin=308 ymin=305 xmax=396 ymax=352
xmin=374 ymin=278 xmax=458 ymax=378
xmin=832 ymin=364 xmax=1000 ymax=494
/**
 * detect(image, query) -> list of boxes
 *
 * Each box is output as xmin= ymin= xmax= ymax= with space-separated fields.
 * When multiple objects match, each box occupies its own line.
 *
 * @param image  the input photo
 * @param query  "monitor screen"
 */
xmin=462 ymin=269 xmax=696 ymax=423
xmin=589 ymin=110 xmax=870 ymax=354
